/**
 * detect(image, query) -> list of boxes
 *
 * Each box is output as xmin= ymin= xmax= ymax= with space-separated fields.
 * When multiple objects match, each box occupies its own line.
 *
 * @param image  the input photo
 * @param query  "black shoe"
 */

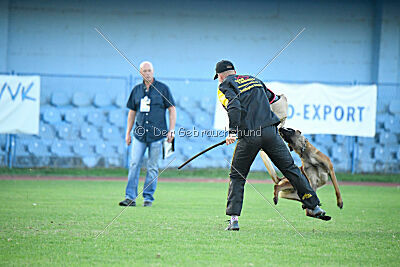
xmin=225 ymin=220 xmax=239 ymax=231
xmin=143 ymin=201 xmax=152 ymax=207
xmin=306 ymin=205 xmax=331 ymax=221
xmin=119 ymin=199 xmax=136 ymax=207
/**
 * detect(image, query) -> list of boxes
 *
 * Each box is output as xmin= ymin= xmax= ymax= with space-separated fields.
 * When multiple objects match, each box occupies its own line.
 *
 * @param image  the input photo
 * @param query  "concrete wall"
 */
xmin=1 ymin=0 xmax=397 ymax=84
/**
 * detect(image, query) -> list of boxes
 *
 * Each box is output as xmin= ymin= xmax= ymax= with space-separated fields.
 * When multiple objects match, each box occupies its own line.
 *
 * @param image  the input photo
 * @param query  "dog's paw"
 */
xmin=273 ymin=196 xmax=278 ymax=205
xmin=337 ymin=201 xmax=343 ymax=209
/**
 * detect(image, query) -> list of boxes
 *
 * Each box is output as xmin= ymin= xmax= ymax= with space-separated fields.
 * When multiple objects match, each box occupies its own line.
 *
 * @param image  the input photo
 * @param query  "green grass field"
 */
xmin=1 ymin=179 xmax=399 ymax=266
xmin=1 ymin=167 xmax=400 ymax=183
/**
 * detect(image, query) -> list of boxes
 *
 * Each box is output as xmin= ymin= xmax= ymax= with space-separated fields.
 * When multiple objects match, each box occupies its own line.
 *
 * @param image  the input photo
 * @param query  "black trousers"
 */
xmin=226 ymin=125 xmax=320 ymax=216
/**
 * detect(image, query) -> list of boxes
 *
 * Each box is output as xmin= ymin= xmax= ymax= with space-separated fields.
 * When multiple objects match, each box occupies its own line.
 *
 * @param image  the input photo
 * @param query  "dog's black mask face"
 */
xmin=278 ymin=127 xmax=304 ymax=152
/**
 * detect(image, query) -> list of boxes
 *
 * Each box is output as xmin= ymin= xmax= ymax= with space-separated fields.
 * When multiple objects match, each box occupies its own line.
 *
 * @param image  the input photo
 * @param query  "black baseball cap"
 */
xmin=213 ymin=60 xmax=235 ymax=80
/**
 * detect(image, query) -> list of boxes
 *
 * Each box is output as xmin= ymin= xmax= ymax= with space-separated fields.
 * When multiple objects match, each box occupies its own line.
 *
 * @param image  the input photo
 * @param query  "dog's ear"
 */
xmin=288 ymin=144 xmax=293 ymax=151
xmin=297 ymin=130 xmax=302 ymax=134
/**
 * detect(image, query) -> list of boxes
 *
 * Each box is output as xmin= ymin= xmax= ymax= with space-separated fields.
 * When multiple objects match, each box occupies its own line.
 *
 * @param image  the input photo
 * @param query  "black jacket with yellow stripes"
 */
xmin=217 ymin=74 xmax=280 ymax=136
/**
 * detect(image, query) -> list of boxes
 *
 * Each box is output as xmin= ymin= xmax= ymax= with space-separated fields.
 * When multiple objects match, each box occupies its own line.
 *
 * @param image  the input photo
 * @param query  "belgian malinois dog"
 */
xmin=275 ymin=127 xmax=343 ymax=211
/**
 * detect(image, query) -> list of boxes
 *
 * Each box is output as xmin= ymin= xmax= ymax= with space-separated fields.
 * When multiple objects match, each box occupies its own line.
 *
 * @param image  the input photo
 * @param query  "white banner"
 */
xmin=0 ymin=75 xmax=41 ymax=134
xmin=214 ymin=82 xmax=377 ymax=137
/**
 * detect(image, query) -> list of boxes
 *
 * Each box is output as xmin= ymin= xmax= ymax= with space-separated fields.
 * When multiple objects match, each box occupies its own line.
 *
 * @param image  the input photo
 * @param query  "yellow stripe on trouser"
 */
xmin=231 ymin=140 xmax=239 ymax=166
xmin=217 ymin=89 xmax=228 ymax=108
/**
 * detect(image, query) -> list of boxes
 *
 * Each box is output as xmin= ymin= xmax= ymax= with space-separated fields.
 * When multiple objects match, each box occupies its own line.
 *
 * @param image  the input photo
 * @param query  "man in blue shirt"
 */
xmin=119 ymin=61 xmax=176 ymax=207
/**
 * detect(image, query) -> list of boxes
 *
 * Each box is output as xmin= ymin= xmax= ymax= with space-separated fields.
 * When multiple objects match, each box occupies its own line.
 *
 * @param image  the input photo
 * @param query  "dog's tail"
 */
xmin=259 ymin=150 xmax=281 ymax=184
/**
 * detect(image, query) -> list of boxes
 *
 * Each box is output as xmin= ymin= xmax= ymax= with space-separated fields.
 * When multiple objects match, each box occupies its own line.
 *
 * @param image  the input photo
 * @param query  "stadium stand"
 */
xmin=95 ymin=142 xmax=116 ymax=155
xmin=64 ymin=109 xmax=84 ymax=124
xmin=51 ymin=141 xmax=73 ymax=157
xmin=27 ymin=140 xmax=50 ymax=156
xmin=1 ymin=76 xmax=399 ymax=173
xmin=42 ymin=106 xmax=62 ymax=124
xmin=72 ymin=92 xmax=91 ymax=107
xmin=114 ymin=93 xmax=126 ymax=108
xmin=94 ymin=93 xmax=113 ymax=107
xmin=80 ymin=124 xmax=101 ymax=140
xmin=87 ymin=110 xmax=106 ymax=126
xmin=102 ymin=125 xmax=122 ymax=141
xmin=72 ymin=141 xmax=94 ymax=156
xmin=55 ymin=123 xmax=79 ymax=140
xmin=51 ymin=92 xmax=70 ymax=106
xmin=108 ymin=109 xmax=126 ymax=127
xmin=389 ymin=100 xmax=400 ymax=114
xmin=38 ymin=122 xmax=56 ymax=140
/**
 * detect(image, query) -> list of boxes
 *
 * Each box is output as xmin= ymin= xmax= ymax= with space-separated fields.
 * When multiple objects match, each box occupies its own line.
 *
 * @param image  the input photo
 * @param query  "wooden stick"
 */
xmin=178 ymin=140 xmax=225 ymax=169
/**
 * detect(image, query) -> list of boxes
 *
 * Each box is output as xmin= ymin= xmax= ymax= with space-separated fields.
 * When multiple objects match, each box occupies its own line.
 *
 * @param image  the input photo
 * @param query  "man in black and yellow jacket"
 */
xmin=214 ymin=60 xmax=328 ymax=231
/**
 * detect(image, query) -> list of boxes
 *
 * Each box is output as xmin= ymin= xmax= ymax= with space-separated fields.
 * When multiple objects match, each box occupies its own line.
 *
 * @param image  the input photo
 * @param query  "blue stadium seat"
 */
xmin=376 ymin=116 xmax=386 ymax=130
xmin=0 ymin=134 xmax=6 ymax=148
xmin=51 ymin=92 xmax=70 ymax=106
xmin=178 ymin=143 xmax=197 ymax=158
xmin=222 ymin=144 xmax=236 ymax=157
xmin=111 ymin=142 xmax=125 ymax=155
xmin=333 ymin=158 xmax=350 ymax=172
xmin=37 ymin=122 xmax=56 ymax=140
xmin=80 ymin=124 xmax=101 ymax=140
xmin=64 ymin=109 xmax=84 ymax=124
xmin=82 ymin=156 xmax=99 ymax=168
xmin=193 ymin=111 xmax=214 ymax=130
xmin=95 ymin=142 xmax=116 ymax=156
xmin=87 ymin=110 xmax=106 ymax=126
xmin=108 ymin=109 xmax=126 ymax=127
xmin=72 ymin=92 xmax=92 ymax=107
xmin=106 ymin=156 xmax=124 ymax=167
xmin=331 ymin=145 xmax=349 ymax=161
xmin=314 ymin=134 xmax=334 ymax=146
xmin=14 ymin=142 xmax=29 ymax=156
xmin=114 ymin=93 xmax=126 ymax=108
xmin=55 ymin=123 xmax=79 ymax=140
xmin=27 ymin=140 xmax=50 ymax=156
xmin=206 ymin=147 xmax=225 ymax=161
xmin=178 ymin=95 xmax=192 ymax=110
xmin=42 ymin=107 xmax=62 ymax=124
xmin=72 ymin=141 xmax=94 ymax=156
xmin=374 ymin=160 xmax=385 ymax=173
xmin=94 ymin=93 xmax=112 ymax=107
xmin=176 ymin=107 xmax=194 ymax=128
xmin=102 ymin=125 xmax=121 ymax=141
xmin=388 ymin=100 xmax=400 ymax=114
xmin=186 ymin=156 xmax=219 ymax=169
xmin=357 ymin=146 xmax=373 ymax=161
xmin=358 ymin=137 xmax=376 ymax=147
xmin=373 ymin=146 xmax=396 ymax=162
xmin=199 ymin=96 xmax=215 ymax=115
xmin=383 ymin=115 xmax=400 ymax=133
xmin=357 ymin=160 xmax=375 ymax=173
xmin=378 ymin=131 xmax=398 ymax=145
xmin=250 ymin=156 xmax=266 ymax=172
xmin=50 ymin=141 xmax=73 ymax=156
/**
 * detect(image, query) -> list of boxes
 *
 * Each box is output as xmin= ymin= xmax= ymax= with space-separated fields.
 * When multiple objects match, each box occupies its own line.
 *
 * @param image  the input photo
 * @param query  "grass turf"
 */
xmin=0 ymin=179 xmax=399 ymax=266
xmin=1 ymin=167 xmax=400 ymax=183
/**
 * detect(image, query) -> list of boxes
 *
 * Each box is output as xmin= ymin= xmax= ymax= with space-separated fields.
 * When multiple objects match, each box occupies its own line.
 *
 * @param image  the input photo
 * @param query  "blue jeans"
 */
xmin=125 ymin=136 xmax=163 ymax=202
